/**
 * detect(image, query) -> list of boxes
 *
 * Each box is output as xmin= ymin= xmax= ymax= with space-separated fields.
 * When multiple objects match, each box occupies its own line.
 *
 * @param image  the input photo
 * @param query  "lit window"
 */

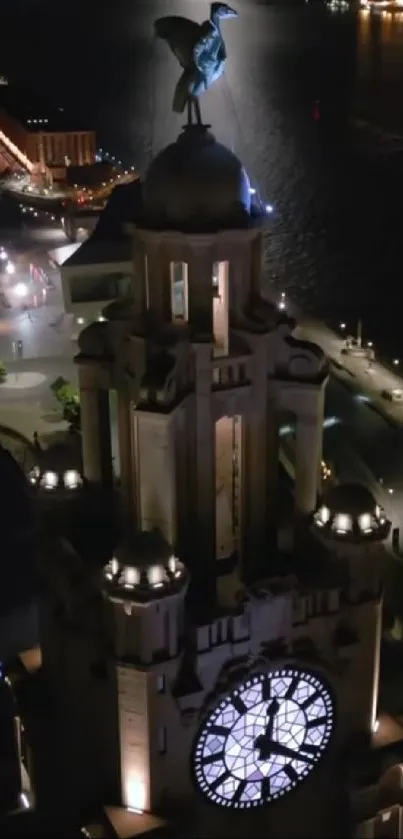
xmin=358 ymin=512 xmax=372 ymax=533
xmin=28 ymin=465 xmax=40 ymax=485
xmin=157 ymin=674 xmax=165 ymax=694
xmin=40 ymin=470 xmax=58 ymax=490
xmin=316 ymin=505 xmax=330 ymax=526
xmin=332 ymin=513 xmax=352 ymax=533
xmin=124 ymin=566 xmax=140 ymax=588
xmin=170 ymin=262 xmax=188 ymax=321
xmin=148 ymin=564 xmax=164 ymax=587
xmin=63 ymin=469 xmax=82 ymax=490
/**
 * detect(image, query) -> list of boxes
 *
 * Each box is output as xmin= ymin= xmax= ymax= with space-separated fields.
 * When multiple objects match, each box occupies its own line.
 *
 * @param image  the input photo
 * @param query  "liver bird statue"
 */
xmin=154 ymin=3 xmax=238 ymax=125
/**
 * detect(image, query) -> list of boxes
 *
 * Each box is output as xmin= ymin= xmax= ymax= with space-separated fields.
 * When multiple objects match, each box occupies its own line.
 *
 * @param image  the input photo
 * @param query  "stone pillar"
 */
xmin=194 ymin=343 xmax=216 ymax=600
xmin=117 ymin=390 xmax=135 ymax=525
xmin=80 ymin=387 xmax=113 ymax=488
xmin=241 ymin=337 xmax=272 ymax=583
xmin=295 ymin=394 xmax=324 ymax=517
xmin=187 ymin=248 xmax=214 ymax=337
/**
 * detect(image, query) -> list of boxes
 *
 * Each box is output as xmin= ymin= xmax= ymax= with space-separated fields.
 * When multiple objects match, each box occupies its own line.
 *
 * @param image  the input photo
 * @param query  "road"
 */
xmin=296 ymin=317 xmax=403 ymax=536
xmin=0 ymin=223 xmax=77 ymax=362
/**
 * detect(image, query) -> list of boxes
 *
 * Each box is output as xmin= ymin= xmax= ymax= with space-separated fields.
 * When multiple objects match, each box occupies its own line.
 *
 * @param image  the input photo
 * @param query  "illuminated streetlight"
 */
xmin=0 ymin=248 xmax=7 ymax=261
xmin=388 ymin=488 xmax=394 ymax=495
xmin=367 ymin=341 xmax=373 ymax=348
xmin=265 ymin=203 xmax=274 ymax=214
xmin=14 ymin=282 xmax=28 ymax=298
xmin=393 ymin=359 xmax=399 ymax=366
xmin=340 ymin=322 xmax=346 ymax=330
xmin=6 ymin=261 xmax=15 ymax=275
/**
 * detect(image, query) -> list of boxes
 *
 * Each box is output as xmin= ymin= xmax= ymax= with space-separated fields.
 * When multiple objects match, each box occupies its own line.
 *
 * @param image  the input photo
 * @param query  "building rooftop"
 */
xmin=0 ymin=82 xmax=92 ymax=133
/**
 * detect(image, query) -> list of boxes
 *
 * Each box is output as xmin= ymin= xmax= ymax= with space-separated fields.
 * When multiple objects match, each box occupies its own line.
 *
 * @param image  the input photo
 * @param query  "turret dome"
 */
xmin=143 ymin=124 xmax=253 ymax=232
xmin=313 ymin=482 xmax=390 ymax=542
xmin=103 ymin=529 xmax=188 ymax=602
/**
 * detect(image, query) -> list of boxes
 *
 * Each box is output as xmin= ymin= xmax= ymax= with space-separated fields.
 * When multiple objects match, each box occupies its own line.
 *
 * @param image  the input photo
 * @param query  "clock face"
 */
xmin=193 ymin=667 xmax=334 ymax=809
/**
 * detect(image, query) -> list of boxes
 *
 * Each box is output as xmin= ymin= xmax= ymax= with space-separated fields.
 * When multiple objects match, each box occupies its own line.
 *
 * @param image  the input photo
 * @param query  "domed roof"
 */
xmin=28 ymin=442 xmax=84 ymax=495
xmin=322 ymin=483 xmax=377 ymax=517
xmin=143 ymin=125 xmax=252 ymax=232
xmin=103 ymin=529 xmax=188 ymax=602
xmin=313 ymin=482 xmax=390 ymax=542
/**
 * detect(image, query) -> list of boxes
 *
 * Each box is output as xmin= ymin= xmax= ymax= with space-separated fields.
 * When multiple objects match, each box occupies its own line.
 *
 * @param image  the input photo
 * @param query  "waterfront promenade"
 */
xmin=296 ymin=317 xmax=403 ymax=428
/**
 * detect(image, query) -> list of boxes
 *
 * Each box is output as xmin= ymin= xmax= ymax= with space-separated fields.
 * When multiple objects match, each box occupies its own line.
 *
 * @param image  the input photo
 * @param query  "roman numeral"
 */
xmin=285 ymin=675 xmax=300 ymax=700
xmin=202 ymin=750 xmax=225 ymax=766
xmin=300 ymin=743 xmax=319 ymax=757
xmin=232 ymin=779 xmax=247 ymax=804
xmin=284 ymin=764 xmax=298 ymax=782
xmin=262 ymin=678 xmax=271 ymax=701
xmin=261 ymin=777 xmax=271 ymax=798
xmin=232 ymin=694 xmax=247 ymax=714
xmin=209 ymin=725 xmax=230 ymax=736
xmin=210 ymin=769 xmax=231 ymax=792
xmin=300 ymin=690 xmax=320 ymax=710
xmin=306 ymin=716 xmax=327 ymax=729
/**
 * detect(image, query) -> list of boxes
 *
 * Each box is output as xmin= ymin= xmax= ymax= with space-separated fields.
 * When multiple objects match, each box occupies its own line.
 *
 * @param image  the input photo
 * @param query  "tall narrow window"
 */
xmin=170 ymin=262 xmax=188 ymax=321
xmin=212 ymin=261 xmax=220 ymax=297
xmin=144 ymin=254 xmax=150 ymax=309
xmin=158 ymin=726 xmax=167 ymax=754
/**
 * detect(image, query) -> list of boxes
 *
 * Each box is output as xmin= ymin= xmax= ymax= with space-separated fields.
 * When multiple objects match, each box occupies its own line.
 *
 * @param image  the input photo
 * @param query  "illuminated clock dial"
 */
xmin=193 ymin=667 xmax=334 ymax=809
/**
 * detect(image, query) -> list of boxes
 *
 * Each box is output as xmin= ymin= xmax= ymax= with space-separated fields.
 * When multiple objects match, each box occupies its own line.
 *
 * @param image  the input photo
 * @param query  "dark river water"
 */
xmin=2 ymin=0 xmax=403 ymax=355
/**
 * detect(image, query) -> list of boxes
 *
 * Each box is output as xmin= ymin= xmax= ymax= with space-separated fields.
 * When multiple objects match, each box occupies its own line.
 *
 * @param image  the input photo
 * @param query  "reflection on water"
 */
xmin=1 ymin=2 xmax=403 ymax=352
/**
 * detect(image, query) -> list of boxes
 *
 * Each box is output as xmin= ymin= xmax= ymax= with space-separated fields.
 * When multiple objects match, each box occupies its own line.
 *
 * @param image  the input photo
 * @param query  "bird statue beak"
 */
xmin=225 ymin=6 xmax=238 ymax=17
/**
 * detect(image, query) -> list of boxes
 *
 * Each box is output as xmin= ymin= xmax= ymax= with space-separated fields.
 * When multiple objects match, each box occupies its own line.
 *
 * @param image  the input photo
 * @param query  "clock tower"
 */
xmin=76 ymin=124 xmax=390 ymax=836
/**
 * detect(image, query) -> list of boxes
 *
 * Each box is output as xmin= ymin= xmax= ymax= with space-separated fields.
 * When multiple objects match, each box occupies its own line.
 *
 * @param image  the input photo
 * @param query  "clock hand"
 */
xmin=254 ymin=698 xmax=280 ymax=760
xmin=262 ymin=740 xmax=316 ymax=764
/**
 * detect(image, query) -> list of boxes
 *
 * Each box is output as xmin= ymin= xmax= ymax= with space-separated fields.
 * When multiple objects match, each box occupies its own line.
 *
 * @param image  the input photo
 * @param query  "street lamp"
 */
xmin=393 ymin=359 xmax=399 ymax=366
xmin=14 ymin=282 xmax=28 ymax=299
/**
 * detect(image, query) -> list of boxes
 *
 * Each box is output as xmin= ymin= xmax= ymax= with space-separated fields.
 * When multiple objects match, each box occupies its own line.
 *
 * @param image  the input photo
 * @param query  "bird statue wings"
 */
xmin=154 ymin=4 xmax=238 ymax=125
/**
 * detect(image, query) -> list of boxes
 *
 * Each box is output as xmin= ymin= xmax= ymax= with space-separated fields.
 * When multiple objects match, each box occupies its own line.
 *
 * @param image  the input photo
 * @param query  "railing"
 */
xmin=212 ymin=354 xmax=250 ymax=388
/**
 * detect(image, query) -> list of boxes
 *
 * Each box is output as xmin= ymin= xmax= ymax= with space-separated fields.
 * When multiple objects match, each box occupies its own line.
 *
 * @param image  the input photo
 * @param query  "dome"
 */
xmin=28 ymin=442 xmax=84 ymax=495
xmin=313 ymin=482 xmax=390 ymax=542
xmin=103 ymin=529 xmax=187 ymax=602
xmin=143 ymin=125 xmax=252 ymax=232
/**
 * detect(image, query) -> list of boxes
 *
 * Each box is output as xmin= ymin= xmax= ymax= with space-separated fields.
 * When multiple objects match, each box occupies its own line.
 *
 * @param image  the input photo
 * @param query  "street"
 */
xmin=0 ymin=223 xmax=76 ymax=362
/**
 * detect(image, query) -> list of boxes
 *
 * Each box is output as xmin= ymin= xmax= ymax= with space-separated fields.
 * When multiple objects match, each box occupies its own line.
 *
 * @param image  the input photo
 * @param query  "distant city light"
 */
xmin=340 ymin=322 xmax=346 ymax=330
xmin=278 ymin=291 xmax=286 ymax=311
xmin=393 ymin=358 xmax=399 ymax=366
xmin=265 ymin=203 xmax=274 ymax=213
xmin=388 ymin=488 xmax=394 ymax=495
xmin=249 ymin=187 xmax=256 ymax=195
xmin=0 ymin=248 xmax=7 ymax=261
xmin=367 ymin=341 xmax=373 ymax=348
xmin=6 ymin=261 xmax=15 ymax=275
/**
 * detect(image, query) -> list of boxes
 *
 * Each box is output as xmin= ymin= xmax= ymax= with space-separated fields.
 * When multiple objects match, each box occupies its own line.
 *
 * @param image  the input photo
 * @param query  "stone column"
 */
xmin=295 ymin=400 xmax=324 ymax=517
xmin=187 ymin=248 xmax=214 ymax=337
xmin=241 ymin=337 xmax=272 ymax=583
xmin=117 ymin=390 xmax=135 ymax=525
xmin=194 ymin=343 xmax=216 ymax=600
xmin=80 ymin=387 xmax=113 ymax=488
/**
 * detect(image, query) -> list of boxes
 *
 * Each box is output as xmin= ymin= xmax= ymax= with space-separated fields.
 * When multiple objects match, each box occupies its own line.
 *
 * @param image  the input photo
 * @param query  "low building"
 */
xmin=0 ymin=79 xmax=96 ymax=182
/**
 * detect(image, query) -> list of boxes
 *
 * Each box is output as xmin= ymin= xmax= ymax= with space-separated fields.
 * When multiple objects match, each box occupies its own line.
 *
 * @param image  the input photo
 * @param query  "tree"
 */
xmin=50 ymin=378 xmax=81 ymax=432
